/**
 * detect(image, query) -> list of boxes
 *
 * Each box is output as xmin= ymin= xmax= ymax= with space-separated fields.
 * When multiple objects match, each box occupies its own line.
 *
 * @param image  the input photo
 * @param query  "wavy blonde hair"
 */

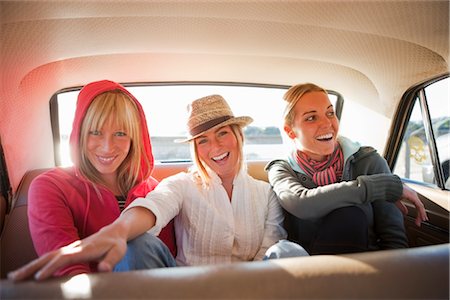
xmin=78 ymin=90 xmax=151 ymax=196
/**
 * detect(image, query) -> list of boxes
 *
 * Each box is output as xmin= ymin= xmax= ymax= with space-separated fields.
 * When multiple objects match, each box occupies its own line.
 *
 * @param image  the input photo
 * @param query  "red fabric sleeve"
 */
xmin=28 ymin=174 xmax=93 ymax=277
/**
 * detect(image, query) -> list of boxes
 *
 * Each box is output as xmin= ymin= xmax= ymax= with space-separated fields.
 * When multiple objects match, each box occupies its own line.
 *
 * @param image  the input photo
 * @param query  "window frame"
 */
xmin=386 ymin=74 xmax=449 ymax=190
xmin=49 ymin=81 xmax=344 ymax=166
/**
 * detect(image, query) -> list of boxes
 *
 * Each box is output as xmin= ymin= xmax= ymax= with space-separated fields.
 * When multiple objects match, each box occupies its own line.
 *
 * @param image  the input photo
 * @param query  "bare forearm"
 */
xmin=116 ymin=206 xmax=157 ymax=241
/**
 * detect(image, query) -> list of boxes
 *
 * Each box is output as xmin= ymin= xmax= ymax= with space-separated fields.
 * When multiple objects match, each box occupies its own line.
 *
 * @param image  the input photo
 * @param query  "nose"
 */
xmin=210 ymin=136 xmax=222 ymax=149
xmin=319 ymin=116 xmax=332 ymax=128
xmin=100 ymin=135 xmax=114 ymax=152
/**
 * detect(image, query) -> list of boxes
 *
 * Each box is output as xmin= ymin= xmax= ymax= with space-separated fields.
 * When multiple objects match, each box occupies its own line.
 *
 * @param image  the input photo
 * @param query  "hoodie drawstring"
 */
xmin=82 ymin=181 xmax=91 ymax=236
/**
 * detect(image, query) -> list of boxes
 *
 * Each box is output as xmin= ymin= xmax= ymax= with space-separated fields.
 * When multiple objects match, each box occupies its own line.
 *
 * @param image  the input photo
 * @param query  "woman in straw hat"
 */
xmin=10 ymin=94 xmax=295 ymax=281
xmin=265 ymin=83 xmax=428 ymax=255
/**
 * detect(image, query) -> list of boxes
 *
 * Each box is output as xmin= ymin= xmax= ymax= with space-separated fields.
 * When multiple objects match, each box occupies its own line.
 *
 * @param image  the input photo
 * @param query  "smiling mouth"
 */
xmin=316 ymin=133 xmax=333 ymax=141
xmin=212 ymin=152 xmax=229 ymax=161
xmin=97 ymin=155 xmax=116 ymax=164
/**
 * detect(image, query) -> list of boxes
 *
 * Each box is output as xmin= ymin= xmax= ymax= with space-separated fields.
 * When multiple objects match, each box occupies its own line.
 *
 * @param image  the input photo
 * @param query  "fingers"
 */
xmin=410 ymin=193 xmax=428 ymax=227
xmin=32 ymin=238 xmax=126 ymax=279
xmin=8 ymin=224 xmax=130 ymax=281
xmin=8 ymin=251 xmax=57 ymax=282
xmin=30 ymin=241 xmax=87 ymax=280
xmin=414 ymin=198 xmax=428 ymax=227
xmin=8 ymin=240 xmax=92 ymax=281
xmin=97 ymin=261 xmax=113 ymax=272
xmin=401 ymin=184 xmax=429 ymax=227
xmin=97 ymin=239 xmax=127 ymax=273
xmin=395 ymin=201 xmax=408 ymax=216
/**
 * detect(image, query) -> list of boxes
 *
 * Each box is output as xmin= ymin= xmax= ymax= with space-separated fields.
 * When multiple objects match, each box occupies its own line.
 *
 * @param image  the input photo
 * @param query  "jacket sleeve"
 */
xmin=266 ymin=159 xmax=403 ymax=220
xmin=254 ymin=188 xmax=287 ymax=260
xmin=28 ymin=174 xmax=92 ymax=277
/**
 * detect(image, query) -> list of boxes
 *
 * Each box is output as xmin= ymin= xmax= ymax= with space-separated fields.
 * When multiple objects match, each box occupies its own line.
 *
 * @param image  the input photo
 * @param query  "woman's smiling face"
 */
xmin=194 ymin=125 xmax=240 ymax=181
xmin=284 ymin=91 xmax=339 ymax=161
xmin=86 ymin=116 xmax=131 ymax=183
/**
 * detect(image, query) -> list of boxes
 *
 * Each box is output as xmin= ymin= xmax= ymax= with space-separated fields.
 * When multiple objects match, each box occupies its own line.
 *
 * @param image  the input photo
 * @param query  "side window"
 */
xmin=394 ymin=77 xmax=450 ymax=189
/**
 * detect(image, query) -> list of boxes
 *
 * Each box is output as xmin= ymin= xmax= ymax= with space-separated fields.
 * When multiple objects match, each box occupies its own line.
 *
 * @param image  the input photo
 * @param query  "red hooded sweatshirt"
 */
xmin=28 ymin=80 xmax=176 ymax=276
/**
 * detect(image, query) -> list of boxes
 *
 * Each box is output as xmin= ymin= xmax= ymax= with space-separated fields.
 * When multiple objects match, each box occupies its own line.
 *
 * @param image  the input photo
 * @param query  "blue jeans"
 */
xmin=263 ymin=239 xmax=310 ymax=260
xmin=113 ymin=232 xmax=176 ymax=271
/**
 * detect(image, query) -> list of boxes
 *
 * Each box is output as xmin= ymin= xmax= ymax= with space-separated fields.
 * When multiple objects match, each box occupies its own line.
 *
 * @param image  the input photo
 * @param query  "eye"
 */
xmin=114 ymin=131 xmax=127 ymax=137
xmin=217 ymin=129 xmax=229 ymax=137
xmin=196 ymin=137 xmax=208 ymax=145
xmin=327 ymin=111 xmax=335 ymax=118
xmin=89 ymin=130 xmax=101 ymax=136
xmin=305 ymin=115 xmax=316 ymax=122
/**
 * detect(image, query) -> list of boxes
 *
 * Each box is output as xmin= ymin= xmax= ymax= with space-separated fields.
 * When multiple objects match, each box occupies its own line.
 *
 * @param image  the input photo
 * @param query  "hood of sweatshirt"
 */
xmin=69 ymin=80 xmax=154 ymax=181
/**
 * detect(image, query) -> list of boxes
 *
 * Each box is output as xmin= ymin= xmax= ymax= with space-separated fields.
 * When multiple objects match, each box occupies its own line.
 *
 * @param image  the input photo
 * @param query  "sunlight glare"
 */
xmin=60 ymin=274 xmax=92 ymax=299
xmin=269 ymin=255 xmax=378 ymax=277
xmin=61 ymin=240 xmax=83 ymax=255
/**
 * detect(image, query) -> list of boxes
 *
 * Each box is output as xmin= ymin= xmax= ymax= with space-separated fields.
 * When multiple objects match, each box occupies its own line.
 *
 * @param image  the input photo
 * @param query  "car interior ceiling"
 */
xmin=0 ymin=1 xmax=448 ymax=299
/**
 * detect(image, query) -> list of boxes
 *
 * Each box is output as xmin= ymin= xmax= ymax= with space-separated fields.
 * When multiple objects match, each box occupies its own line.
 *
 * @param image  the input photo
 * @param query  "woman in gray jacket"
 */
xmin=266 ymin=83 xmax=428 ymax=254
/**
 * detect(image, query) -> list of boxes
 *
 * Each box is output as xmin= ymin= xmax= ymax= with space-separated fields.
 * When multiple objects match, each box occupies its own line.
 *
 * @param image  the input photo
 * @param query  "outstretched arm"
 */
xmin=8 ymin=206 xmax=155 ymax=281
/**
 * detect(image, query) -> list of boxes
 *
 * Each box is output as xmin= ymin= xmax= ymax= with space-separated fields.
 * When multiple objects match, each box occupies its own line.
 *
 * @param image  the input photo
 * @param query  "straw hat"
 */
xmin=175 ymin=94 xmax=253 ymax=143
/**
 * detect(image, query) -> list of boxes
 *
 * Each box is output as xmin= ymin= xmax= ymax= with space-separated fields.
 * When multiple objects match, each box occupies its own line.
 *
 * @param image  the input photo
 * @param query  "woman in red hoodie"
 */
xmin=27 ymin=80 xmax=176 ymax=277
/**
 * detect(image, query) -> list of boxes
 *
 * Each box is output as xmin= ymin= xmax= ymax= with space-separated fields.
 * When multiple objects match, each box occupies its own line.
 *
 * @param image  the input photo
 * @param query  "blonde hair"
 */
xmin=190 ymin=124 xmax=244 ymax=187
xmin=283 ymin=83 xmax=328 ymax=126
xmin=78 ymin=90 xmax=151 ymax=197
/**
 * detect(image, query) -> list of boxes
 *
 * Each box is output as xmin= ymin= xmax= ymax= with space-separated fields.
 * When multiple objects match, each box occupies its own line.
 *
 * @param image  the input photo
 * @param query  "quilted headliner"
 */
xmin=0 ymin=0 xmax=449 ymax=190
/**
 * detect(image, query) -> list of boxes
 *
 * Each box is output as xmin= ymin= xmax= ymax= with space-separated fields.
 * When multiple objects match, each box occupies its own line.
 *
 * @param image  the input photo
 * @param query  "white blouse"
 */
xmin=125 ymin=168 xmax=286 ymax=266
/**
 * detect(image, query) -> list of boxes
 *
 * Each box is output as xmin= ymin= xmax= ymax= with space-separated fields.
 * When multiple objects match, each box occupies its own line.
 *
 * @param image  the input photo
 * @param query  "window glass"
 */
xmin=425 ymin=78 xmax=450 ymax=188
xmin=55 ymin=84 xmax=341 ymax=166
xmin=394 ymin=99 xmax=433 ymax=183
xmin=394 ymin=77 xmax=450 ymax=189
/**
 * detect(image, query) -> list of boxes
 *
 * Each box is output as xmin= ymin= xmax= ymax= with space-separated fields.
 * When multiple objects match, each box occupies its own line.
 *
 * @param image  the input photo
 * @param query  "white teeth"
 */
xmin=98 ymin=156 xmax=115 ymax=162
xmin=212 ymin=152 xmax=228 ymax=161
xmin=316 ymin=133 xmax=333 ymax=140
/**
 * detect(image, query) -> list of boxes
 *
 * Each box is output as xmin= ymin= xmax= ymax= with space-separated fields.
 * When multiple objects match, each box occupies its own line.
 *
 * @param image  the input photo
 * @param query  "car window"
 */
xmin=52 ymin=83 xmax=341 ymax=166
xmin=394 ymin=77 xmax=450 ymax=189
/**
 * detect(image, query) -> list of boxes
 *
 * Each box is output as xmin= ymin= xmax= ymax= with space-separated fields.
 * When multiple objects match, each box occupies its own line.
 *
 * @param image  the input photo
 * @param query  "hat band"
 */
xmin=189 ymin=115 xmax=233 ymax=137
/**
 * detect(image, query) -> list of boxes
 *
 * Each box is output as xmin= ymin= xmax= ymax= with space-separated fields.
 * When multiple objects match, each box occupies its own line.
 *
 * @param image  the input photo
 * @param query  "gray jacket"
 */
xmin=265 ymin=136 xmax=408 ymax=250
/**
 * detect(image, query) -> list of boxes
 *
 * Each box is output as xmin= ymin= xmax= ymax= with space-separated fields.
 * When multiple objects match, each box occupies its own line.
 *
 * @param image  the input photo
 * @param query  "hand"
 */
xmin=8 ymin=223 xmax=128 ymax=281
xmin=396 ymin=184 xmax=428 ymax=227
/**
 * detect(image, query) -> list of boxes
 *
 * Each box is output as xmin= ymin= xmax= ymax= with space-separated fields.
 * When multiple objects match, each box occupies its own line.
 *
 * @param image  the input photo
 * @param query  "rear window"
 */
xmin=52 ymin=83 xmax=340 ymax=166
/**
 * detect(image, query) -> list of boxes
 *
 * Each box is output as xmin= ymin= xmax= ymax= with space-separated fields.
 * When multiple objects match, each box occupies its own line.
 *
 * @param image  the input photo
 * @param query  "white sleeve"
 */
xmin=123 ymin=173 xmax=185 ymax=235
xmin=254 ymin=187 xmax=287 ymax=260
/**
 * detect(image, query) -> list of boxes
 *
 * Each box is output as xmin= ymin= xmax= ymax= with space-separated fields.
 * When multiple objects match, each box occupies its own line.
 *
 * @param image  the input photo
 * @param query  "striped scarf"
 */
xmin=294 ymin=145 xmax=344 ymax=186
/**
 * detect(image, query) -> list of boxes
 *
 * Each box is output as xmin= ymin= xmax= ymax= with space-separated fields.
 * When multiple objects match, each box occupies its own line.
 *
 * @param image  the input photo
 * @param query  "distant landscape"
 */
xmin=151 ymin=126 xmax=283 ymax=162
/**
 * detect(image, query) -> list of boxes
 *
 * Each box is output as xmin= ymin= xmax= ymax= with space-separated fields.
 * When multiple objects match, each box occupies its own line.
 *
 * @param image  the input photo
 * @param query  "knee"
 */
xmin=330 ymin=206 xmax=368 ymax=223
xmin=264 ymin=240 xmax=309 ymax=260
xmin=118 ymin=232 xmax=176 ymax=270
xmin=128 ymin=232 xmax=162 ymax=250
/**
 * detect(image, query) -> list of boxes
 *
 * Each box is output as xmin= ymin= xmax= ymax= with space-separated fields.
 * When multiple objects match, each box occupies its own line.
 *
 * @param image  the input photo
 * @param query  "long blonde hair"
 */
xmin=78 ymin=90 xmax=151 ymax=196
xmin=189 ymin=124 xmax=245 ymax=187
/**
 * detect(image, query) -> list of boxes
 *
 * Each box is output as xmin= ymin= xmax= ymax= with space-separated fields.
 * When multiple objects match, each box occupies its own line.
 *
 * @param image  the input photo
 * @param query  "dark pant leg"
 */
xmin=311 ymin=206 xmax=369 ymax=255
